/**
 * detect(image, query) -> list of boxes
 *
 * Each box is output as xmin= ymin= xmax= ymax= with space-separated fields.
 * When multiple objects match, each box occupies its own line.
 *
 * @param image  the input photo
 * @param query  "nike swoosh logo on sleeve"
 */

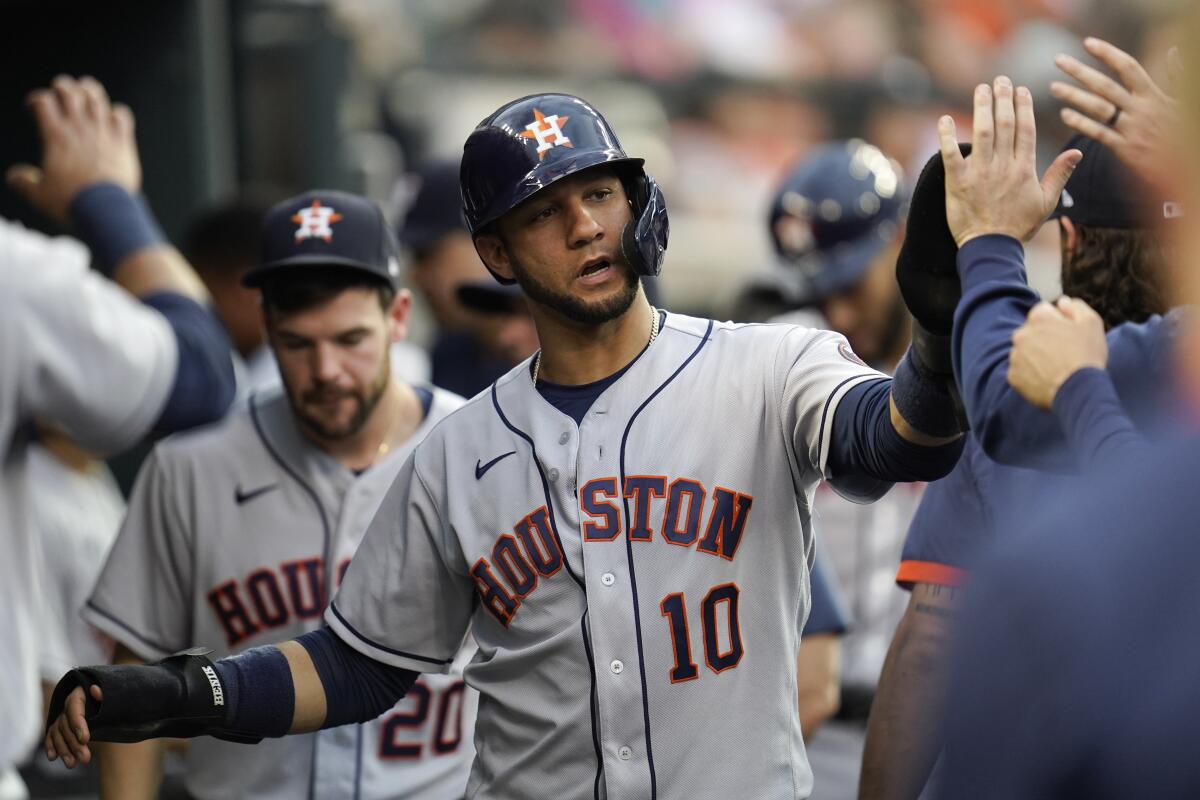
xmin=475 ymin=451 xmax=517 ymax=480
xmin=235 ymin=484 xmax=280 ymax=505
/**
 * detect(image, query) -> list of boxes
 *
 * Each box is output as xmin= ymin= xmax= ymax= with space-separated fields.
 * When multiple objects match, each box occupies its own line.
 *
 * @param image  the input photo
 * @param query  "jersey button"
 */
xmin=617 ymin=746 xmax=632 ymax=761
xmin=559 ymin=431 xmax=570 ymax=444
xmin=548 ymin=468 xmax=560 ymax=482
xmin=601 ymin=573 xmax=616 ymax=586
xmin=610 ymin=659 xmax=624 ymax=674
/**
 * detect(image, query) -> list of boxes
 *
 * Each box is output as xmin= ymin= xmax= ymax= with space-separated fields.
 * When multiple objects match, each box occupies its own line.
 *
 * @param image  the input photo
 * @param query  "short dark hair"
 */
xmin=1061 ymin=224 xmax=1167 ymax=330
xmin=260 ymin=268 xmax=396 ymax=318
xmin=183 ymin=198 xmax=272 ymax=281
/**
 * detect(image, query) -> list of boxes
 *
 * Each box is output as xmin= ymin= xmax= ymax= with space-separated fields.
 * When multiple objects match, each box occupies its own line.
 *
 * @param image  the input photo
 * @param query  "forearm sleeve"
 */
xmin=296 ymin=627 xmax=419 ymax=728
xmin=1051 ymin=368 xmax=1149 ymax=470
xmin=141 ymin=292 xmax=236 ymax=433
xmin=212 ymin=629 xmax=418 ymax=738
xmin=827 ymin=379 xmax=963 ymax=495
xmin=952 ymin=235 xmax=1070 ymax=469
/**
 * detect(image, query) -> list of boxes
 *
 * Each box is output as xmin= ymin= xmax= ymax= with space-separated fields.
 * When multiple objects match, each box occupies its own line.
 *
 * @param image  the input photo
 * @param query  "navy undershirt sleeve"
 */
xmin=212 ymin=628 xmax=417 ymax=737
xmin=827 ymin=378 xmax=963 ymax=493
xmin=1051 ymin=368 xmax=1148 ymax=470
xmin=951 ymin=235 xmax=1068 ymax=468
xmin=952 ymin=236 xmax=1174 ymax=470
xmin=296 ymin=627 xmax=419 ymax=728
xmin=142 ymin=292 xmax=236 ymax=433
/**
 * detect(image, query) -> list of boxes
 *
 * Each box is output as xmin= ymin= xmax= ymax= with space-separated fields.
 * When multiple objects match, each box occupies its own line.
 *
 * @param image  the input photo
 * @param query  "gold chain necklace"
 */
xmin=533 ymin=306 xmax=660 ymax=385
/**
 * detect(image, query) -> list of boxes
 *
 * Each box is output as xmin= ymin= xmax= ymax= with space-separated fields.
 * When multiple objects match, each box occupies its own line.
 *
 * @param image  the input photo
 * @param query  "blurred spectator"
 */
xmin=399 ymin=160 xmax=515 ymax=397
xmin=456 ymin=280 xmax=540 ymax=366
xmin=183 ymin=199 xmax=278 ymax=393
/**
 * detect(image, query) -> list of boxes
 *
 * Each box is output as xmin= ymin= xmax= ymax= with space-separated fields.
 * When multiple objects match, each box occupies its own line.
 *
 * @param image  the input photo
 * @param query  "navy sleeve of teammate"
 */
xmin=827 ymin=378 xmax=964 ymax=494
xmin=1051 ymin=368 xmax=1149 ymax=469
xmin=952 ymin=237 xmax=1171 ymax=470
xmin=951 ymin=235 xmax=1059 ymax=466
xmin=1105 ymin=312 xmax=1177 ymax=426
xmin=141 ymin=292 xmax=236 ymax=432
xmin=895 ymin=436 xmax=992 ymax=590
xmin=803 ymin=557 xmax=850 ymax=636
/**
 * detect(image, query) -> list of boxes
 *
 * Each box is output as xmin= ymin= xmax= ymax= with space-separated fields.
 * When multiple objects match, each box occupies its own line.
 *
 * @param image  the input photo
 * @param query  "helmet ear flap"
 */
xmin=619 ymin=170 xmax=668 ymax=278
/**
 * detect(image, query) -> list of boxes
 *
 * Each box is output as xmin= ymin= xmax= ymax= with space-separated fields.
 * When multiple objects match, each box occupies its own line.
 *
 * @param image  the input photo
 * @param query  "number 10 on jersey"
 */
xmin=659 ymin=583 xmax=743 ymax=682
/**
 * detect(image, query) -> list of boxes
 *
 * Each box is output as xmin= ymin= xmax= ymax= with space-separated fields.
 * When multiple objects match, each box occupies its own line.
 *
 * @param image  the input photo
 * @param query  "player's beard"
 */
xmin=505 ymin=247 xmax=641 ymax=325
xmin=291 ymin=356 xmax=391 ymax=441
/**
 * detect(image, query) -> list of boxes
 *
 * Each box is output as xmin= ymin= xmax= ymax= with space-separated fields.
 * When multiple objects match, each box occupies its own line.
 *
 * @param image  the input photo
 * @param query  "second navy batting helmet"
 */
xmin=459 ymin=93 xmax=668 ymax=284
xmin=768 ymin=140 xmax=906 ymax=305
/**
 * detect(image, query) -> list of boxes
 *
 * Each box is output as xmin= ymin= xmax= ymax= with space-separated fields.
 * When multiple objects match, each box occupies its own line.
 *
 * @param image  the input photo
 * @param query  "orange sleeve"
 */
xmin=895 ymin=559 xmax=968 ymax=590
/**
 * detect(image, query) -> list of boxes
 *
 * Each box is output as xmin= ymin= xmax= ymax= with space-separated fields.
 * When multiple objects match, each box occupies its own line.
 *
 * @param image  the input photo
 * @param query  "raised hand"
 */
xmin=6 ymin=75 xmax=142 ymax=222
xmin=939 ymin=76 xmax=1082 ymax=247
xmin=1052 ymin=38 xmax=1177 ymax=196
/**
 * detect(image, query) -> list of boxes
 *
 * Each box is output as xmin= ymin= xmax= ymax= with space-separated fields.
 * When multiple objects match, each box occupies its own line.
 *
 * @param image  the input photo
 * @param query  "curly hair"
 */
xmin=1060 ymin=223 xmax=1168 ymax=331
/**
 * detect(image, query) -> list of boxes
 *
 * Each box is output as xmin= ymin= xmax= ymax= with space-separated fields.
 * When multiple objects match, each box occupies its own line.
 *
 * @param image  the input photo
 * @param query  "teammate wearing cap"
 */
xmin=860 ymin=117 xmax=1173 ymax=797
xmin=81 ymin=190 xmax=476 ymax=800
xmin=400 ymin=160 xmax=515 ymax=398
xmin=758 ymin=140 xmax=927 ymax=796
xmin=45 ymin=93 xmax=966 ymax=800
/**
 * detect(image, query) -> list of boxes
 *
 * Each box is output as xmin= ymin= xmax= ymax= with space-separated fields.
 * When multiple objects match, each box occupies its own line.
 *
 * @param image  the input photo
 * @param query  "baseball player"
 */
xmin=759 ymin=141 xmax=926 ymax=796
xmin=456 ymin=272 xmax=854 ymax=742
xmin=46 ymin=93 xmax=966 ymax=800
xmin=1 ymin=76 xmax=234 ymax=781
xmin=863 ymin=132 xmax=1170 ymax=799
xmin=84 ymin=190 xmax=476 ymax=800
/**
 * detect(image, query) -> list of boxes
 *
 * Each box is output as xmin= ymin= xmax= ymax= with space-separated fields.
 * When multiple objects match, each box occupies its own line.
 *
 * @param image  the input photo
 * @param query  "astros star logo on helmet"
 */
xmin=291 ymin=199 xmax=344 ymax=243
xmin=520 ymin=108 xmax=571 ymax=158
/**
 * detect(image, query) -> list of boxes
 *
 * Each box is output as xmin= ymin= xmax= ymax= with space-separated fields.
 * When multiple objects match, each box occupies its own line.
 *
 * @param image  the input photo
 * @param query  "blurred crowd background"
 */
xmin=1 ymin=0 xmax=1178 ymax=338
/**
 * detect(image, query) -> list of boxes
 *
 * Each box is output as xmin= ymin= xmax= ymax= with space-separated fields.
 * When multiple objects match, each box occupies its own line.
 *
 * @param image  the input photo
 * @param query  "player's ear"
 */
xmin=1059 ymin=217 xmax=1078 ymax=256
xmin=387 ymin=288 xmax=412 ymax=343
xmin=474 ymin=232 xmax=516 ymax=283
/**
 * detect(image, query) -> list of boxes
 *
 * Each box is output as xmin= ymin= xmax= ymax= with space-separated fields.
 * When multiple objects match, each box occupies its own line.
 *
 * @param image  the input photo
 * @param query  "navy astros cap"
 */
xmin=1050 ymin=134 xmax=1149 ymax=229
xmin=767 ymin=140 xmax=906 ymax=305
xmin=243 ymin=189 xmax=401 ymax=289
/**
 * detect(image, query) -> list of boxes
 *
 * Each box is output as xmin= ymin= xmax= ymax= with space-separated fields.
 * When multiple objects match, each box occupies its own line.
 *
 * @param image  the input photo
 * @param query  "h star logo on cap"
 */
xmin=292 ymin=199 xmax=344 ymax=243
xmin=520 ymin=108 xmax=572 ymax=158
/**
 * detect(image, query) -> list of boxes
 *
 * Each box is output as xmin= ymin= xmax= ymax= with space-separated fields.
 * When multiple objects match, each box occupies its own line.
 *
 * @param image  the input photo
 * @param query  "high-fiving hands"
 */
xmin=1053 ymin=38 xmax=1178 ymax=198
xmin=938 ymin=76 xmax=1083 ymax=248
xmin=6 ymin=75 xmax=142 ymax=223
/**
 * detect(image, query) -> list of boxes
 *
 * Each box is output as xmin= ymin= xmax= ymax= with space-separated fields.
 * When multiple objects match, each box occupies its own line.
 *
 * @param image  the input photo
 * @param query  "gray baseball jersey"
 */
xmin=86 ymin=386 xmax=478 ymax=800
xmin=0 ymin=219 xmax=176 ymax=767
xmin=772 ymin=307 xmax=924 ymax=690
xmin=29 ymin=444 xmax=125 ymax=678
xmin=329 ymin=312 xmax=887 ymax=800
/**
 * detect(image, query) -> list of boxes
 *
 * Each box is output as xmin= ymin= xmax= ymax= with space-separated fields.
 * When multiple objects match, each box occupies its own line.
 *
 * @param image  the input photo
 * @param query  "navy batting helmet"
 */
xmin=460 ymin=93 xmax=668 ymax=284
xmin=768 ymin=140 xmax=906 ymax=305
